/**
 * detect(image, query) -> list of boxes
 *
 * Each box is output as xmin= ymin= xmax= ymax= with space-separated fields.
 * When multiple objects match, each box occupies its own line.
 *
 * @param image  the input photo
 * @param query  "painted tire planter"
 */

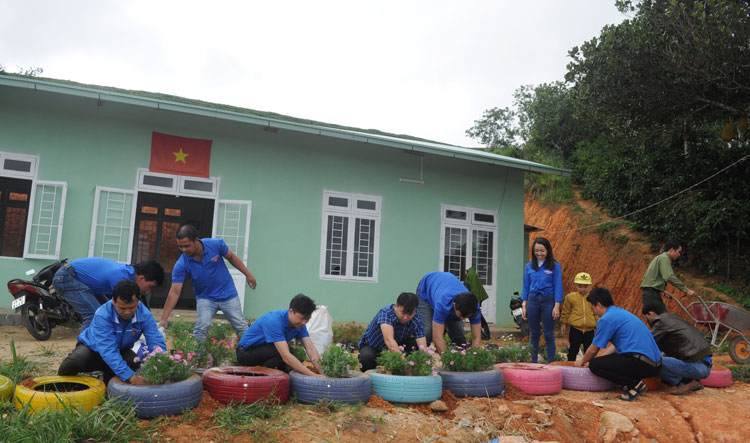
xmin=107 ymin=374 xmax=203 ymax=419
xmin=438 ymin=368 xmax=504 ymax=397
xmin=0 ymin=375 xmax=14 ymax=402
xmin=365 ymin=369 xmax=442 ymax=403
xmin=202 ymin=366 xmax=290 ymax=405
xmin=14 ymin=375 xmax=105 ymax=414
xmin=549 ymin=361 xmax=616 ymax=391
xmin=701 ymin=364 xmax=733 ymax=388
xmin=290 ymin=370 xmax=371 ymax=404
xmin=495 ymin=363 xmax=562 ymax=395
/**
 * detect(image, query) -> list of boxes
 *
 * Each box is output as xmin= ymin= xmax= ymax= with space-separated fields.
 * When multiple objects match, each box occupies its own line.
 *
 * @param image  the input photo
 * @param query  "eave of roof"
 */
xmin=0 ymin=74 xmax=570 ymax=176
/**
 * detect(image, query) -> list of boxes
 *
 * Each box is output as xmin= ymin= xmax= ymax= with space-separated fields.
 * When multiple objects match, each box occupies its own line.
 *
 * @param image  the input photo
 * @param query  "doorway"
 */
xmin=132 ymin=192 xmax=214 ymax=309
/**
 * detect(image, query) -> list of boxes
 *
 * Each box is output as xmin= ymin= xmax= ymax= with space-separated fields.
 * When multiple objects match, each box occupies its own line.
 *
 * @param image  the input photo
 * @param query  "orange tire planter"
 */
xmin=202 ymin=366 xmax=290 ymax=405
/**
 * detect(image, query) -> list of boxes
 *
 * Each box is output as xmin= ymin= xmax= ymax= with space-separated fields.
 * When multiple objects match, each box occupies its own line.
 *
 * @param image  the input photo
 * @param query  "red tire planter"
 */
xmin=202 ymin=366 xmax=290 ymax=405
xmin=549 ymin=361 xmax=616 ymax=391
xmin=495 ymin=363 xmax=562 ymax=395
xmin=701 ymin=364 xmax=733 ymax=388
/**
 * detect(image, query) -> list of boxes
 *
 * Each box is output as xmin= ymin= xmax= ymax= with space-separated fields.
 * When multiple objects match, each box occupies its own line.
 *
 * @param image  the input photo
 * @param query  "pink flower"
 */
xmin=472 ymin=352 xmax=477 ymax=355
xmin=451 ymin=349 xmax=457 ymax=354
xmin=398 ymin=345 xmax=405 ymax=351
xmin=461 ymin=350 xmax=466 ymax=355
xmin=521 ymin=346 xmax=527 ymax=350
xmin=450 ymin=361 xmax=454 ymax=365
xmin=153 ymin=346 xmax=163 ymax=353
xmin=408 ymin=361 xmax=415 ymax=366
xmin=153 ymin=366 xmax=158 ymax=371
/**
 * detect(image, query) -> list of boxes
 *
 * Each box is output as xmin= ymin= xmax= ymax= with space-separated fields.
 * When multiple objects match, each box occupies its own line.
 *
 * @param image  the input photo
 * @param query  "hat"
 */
xmin=574 ymin=272 xmax=592 ymax=285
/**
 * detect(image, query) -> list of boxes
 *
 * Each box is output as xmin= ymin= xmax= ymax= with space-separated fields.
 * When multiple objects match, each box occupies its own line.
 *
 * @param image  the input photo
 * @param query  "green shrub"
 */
xmin=376 ymin=349 xmax=433 ymax=376
xmin=321 ymin=343 xmax=359 ymax=377
xmin=289 ymin=343 xmax=308 ymax=362
xmin=137 ymin=348 xmax=193 ymax=385
xmin=440 ymin=345 xmax=494 ymax=372
xmin=491 ymin=342 xmax=532 ymax=363
xmin=728 ymin=365 xmax=750 ymax=383
xmin=332 ymin=322 xmax=366 ymax=349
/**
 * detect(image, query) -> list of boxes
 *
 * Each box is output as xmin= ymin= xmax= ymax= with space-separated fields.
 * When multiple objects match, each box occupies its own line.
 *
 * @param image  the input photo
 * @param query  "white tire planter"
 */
xmin=365 ymin=369 xmax=442 ymax=403
xmin=438 ymin=368 xmax=504 ymax=397
xmin=290 ymin=370 xmax=371 ymax=404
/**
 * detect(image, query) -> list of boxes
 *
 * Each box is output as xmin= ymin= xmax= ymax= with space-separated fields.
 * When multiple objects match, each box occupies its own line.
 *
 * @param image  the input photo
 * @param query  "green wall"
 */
xmin=0 ymin=85 xmax=525 ymax=325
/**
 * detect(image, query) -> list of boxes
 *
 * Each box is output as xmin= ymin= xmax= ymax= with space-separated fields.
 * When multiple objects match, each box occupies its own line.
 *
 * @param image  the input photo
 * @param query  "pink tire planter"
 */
xmin=495 ymin=363 xmax=562 ymax=395
xmin=700 ymin=364 xmax=733 ymax=388
xmin=202 ymin=366 xmax=290 ymax=405
xmin=549 ymin=361 xmax=616 ymax=391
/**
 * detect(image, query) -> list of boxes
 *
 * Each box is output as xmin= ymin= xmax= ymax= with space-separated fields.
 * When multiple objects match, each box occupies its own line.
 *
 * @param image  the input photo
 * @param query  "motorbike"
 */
xmin=7 ymin=257 xmax=81 ymax=341
xmin=509 ymin=291 xmax=530 ymax=337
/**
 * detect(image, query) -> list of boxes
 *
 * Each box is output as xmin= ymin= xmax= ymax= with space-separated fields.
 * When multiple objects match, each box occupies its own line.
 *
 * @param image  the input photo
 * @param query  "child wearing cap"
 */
xmin=560 ymin=272 xmax=598 ymax=362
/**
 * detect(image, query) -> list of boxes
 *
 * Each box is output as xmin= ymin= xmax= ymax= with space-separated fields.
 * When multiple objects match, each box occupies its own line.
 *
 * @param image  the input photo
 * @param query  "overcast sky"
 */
xmin=1 ymin=1 xmax=626 ymax=147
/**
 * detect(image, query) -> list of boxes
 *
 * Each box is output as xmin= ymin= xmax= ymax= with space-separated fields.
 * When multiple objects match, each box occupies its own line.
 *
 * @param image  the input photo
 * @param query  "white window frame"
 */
xmin=213 ymin=199 xmax=253 ymax=312
xmin=0 ymin=151 xmax=38 ymax=179
xmin=439 ymin=204 xmax=498 ymax=322
xmin=320 ymin=190 xmax=381 ymax=282
xmin=136 ymin=168 xmax=218 ymax=198
xmin=88 ymin=186 xmax=137 ymax=263
xmin=22 ymin=180 xmax=67 ymax=259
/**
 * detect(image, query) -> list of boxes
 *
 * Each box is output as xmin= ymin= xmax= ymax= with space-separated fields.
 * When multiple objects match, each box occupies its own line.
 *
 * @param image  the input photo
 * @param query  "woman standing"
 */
xmin=522 ymin=237 xmax=563 ymax=363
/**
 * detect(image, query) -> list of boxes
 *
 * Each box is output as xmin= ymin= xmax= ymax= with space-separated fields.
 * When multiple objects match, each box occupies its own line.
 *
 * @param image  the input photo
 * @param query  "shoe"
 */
xmin=619 ymin=381 xmax=648 ymax=401
xmin=670 ymin=379 xmax=702 ymax=395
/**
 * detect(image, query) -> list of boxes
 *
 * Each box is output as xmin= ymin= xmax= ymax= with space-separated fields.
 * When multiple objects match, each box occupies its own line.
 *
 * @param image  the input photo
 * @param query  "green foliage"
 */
xmin=376 ymin=349 xmax=433 ymax=376
xmin=0 ymin=340 xmax=40 ymax=384
xmin=332 ymin=322 xmax=366 ymax=349
xmin=440 ymin=345 xmax=494 ymax=372
xmin=210 ymin=400 xmax=283 ymax=439
xmin=166 ymin=319 xmax=238 ymax=368
xmin=289 ymin=343 xmax=308 ymax=362
xmin=137 ymin=349 xmax=193 ymax=385
xmin=321 ymin=343 xmax=359 ymax=378
xmin=0 ymin=397 xmax=157 ymax=442
xmin=491 ymin=343 xmax=532 ymax=363
xmin=728 ymin=365 xmax=750 ymax=383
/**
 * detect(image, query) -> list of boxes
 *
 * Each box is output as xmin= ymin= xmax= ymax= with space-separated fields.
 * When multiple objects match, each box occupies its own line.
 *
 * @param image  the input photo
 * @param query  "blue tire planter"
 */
xmin=107 ymin=374 xmax=203 ymax=419
xmin=290 ymin=370 xmax=371 ymax=404
xmin=365 ymin=369 xmax=442 ymax=403
xmin=439 ymin=368 xmax=504 ymax=397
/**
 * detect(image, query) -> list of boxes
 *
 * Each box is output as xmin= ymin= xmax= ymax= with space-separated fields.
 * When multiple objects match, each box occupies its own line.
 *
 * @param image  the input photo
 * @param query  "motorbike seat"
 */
xmin=8 ymin=278 xmax=48 ymax=290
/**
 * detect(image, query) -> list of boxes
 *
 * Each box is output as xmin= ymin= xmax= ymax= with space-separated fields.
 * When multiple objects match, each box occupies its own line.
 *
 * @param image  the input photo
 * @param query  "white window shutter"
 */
xmin=88 ymin=186 xmax=136 ymax=262
xmin=215 ymin=200 xmax=252 ymax=262
xmin=23 ymin=180 xmax=67 ymax=259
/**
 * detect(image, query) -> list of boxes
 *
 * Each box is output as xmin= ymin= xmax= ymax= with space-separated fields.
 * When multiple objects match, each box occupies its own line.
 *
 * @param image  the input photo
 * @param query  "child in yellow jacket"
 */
xmin=560 ymin=272 xmax=598 ymax=362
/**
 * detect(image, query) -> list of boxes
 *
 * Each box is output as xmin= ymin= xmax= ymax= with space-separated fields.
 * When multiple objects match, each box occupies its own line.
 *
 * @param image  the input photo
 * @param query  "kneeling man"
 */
xmin=58 ymin=280 xmax=166 ymax=385
xmin=575 ymin=287 xmax=662 ymax=401
xmin=416 ymin=271 xmax=482 ymax=353
xmin=643 ymin=301 xmax=712 ymax=395
xmin=358 ymin=292 xmax=428 ymax=371
xmin=236 ymin=294 xmax=325 ymax=378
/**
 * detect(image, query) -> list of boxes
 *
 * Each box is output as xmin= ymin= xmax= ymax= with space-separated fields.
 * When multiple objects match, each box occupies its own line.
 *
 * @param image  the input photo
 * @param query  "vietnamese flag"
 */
xmin=149 ymin=132 xmax=212 ymax=177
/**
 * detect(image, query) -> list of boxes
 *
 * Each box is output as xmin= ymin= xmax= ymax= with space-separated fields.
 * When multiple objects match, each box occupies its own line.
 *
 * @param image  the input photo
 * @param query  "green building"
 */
xmin=0 ymin=74 xmax=566 ymax=325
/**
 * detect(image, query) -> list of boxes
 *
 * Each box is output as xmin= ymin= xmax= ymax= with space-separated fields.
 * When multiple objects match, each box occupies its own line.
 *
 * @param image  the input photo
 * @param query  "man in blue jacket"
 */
xmin=58 ymin=280 xmax=166 ymax=385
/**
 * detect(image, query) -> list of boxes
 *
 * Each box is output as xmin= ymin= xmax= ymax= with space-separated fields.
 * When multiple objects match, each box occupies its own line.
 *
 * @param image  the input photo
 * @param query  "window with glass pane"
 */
xmin=353 ymin=217 xmax=375 ymax=277
xmin=325 ymin=215 xmax=348 ymax=275
xmin=0 ymin=177 xmax=31 ymax=257
xmin=472 ymin=230 xmax=493 ymax=285
xmin=443 ymin=226 xmax=467 ymax=277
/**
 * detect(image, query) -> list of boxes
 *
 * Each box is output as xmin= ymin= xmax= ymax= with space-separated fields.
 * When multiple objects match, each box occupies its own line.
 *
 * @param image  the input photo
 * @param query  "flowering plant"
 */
xmin=320 ymin=343 xmax=359 ymax=378
xmin=491 ymin=342 xmax=532 ymax=363
xmin=440 ymin=345 xmax=494 ymax=372
xmin=166 ymin=319 xmax=238 ymax=369
xmin=136 ymin=347 xmax=193 ymax=385
xmin=376 ymin=346 xmax=433 ymax=376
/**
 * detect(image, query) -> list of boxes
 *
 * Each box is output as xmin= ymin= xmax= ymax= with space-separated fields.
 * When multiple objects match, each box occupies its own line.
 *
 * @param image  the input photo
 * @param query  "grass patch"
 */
xmin=311 ymin=399 xmax=344 ymax=413
xmin=0 ymin=397 xmax=158 ymax=443
xmin=35 ymin=344 xmax=57 ymax=357
xmin=210 ymin=400 xmax=284 ymax=440
xmin=0 ymin=339 xmax=40 ymax=384
xmin=728 ymin=365 xmax=750 ymax=383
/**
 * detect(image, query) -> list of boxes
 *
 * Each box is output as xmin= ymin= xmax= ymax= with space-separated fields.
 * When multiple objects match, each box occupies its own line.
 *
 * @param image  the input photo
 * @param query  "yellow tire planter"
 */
xmin=14 ymin=375 xmax=106 ymax=414
xmin=0 ymin=375 xmax=13 ymax=402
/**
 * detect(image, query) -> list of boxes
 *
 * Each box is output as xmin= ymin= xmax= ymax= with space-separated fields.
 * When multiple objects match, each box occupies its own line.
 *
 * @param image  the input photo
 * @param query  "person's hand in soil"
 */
xmin=128 ymin=375 xmax=147 ymax=385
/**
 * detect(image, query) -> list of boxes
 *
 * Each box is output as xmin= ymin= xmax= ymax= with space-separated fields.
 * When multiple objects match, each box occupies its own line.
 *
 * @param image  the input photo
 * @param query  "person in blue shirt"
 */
xmin=522 ymin=237 xmax=563 ymax=363
xmin=236 ymin=294 xmax=325 ymax=378
xmin=358 ymin=292 xmax=428 ymax=371
xmin=53 ymin=257 xmax=164 ymax=330
xmin=159 ymin=224 xmax=257 ymax=341
xmin=416 ymin=271 xmax=481 ymax=353
xmin=57 ymin=280 xmax=166 ymax=385
xmin=575 ymin=287 xmax=662 ymax=401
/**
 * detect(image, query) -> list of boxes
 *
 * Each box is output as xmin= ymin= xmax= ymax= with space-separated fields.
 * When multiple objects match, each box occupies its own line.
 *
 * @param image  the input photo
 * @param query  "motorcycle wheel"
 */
xmin=20 ymin=303 xmax=52 ymax=341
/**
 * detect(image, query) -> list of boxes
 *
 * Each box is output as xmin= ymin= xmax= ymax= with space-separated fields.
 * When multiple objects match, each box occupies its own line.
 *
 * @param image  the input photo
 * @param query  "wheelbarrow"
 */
xmin=664 ymin=291 xmax=750 ymax=364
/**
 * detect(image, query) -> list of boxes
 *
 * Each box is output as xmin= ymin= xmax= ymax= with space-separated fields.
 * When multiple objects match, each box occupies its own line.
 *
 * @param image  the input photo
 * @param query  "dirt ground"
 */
xmin=2 ymin=323 xmax=749 ymax=443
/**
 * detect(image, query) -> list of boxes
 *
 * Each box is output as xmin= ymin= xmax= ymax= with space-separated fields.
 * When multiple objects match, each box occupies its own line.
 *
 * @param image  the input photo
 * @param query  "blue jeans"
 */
xmin=195 ymin=296 xmax=248 ymax=342
xmin=526 ymin=294 xmax=556 ymax=363
xmin=660 ymin=356 xmax=711 ymax=385
xmin=53 ymin=265 xmax=105 ymax=330
xmin=416 ymin=298 xmax=467 ymax=347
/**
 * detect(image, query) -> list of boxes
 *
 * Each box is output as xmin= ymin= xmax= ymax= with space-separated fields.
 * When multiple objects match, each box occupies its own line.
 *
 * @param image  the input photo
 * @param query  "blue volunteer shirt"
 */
xmin=172 ymin=238 xmax=237 ymax=301
xmin=358 ymin=304 xmax=425 ymax=350
xmin=417 ymin=272 xmax=481 ymax=325
xmin=79 ymin=300 xmax=166 ymax=381
xmin=521 ymin=261 xmax=563 ymax=302
xmin=592 ymin=306 xmax=662 ymax=363
xmin=71 ymin=257 xmax=135 ymax=295
xmin=238 ymin=309 xmax=310 ymax=348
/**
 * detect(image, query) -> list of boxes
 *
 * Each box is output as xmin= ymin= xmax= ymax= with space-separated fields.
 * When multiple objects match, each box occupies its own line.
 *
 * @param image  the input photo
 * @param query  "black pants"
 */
xmin=358 ymin=336 xmax=418 ymax=372
xmin=589 ymin=353 xmax=661 ymax=389
xmin=236 ymin=343 xmax=289 ymax=372
xmin=567 ymin=327 xmax=595 ymax=361
xmin=642 ymin=287 xmax=667 ymax=312
xmin=58 ymin=341 xmax=139 ymax=383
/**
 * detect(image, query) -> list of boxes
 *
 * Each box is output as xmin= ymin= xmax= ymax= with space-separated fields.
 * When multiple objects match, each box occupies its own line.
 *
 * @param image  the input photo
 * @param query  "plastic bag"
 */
xmin=306 ymin=305 xmax=333 ymax=356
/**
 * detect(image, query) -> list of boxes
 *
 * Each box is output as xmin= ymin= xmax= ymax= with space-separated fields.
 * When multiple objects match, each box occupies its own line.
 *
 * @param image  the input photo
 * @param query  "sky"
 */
xmin=1 ymin=1 xmax=626 ymax=147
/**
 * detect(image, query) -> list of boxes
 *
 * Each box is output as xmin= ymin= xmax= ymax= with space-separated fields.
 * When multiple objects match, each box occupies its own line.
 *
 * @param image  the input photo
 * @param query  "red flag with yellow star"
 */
xmin=149 ymin=132 xmax=212 ymax=177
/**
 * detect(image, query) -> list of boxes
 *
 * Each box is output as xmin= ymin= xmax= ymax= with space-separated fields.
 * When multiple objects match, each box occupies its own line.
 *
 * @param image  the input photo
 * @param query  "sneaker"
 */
xmin=670 ymin=379 xmax=702 ymax=395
